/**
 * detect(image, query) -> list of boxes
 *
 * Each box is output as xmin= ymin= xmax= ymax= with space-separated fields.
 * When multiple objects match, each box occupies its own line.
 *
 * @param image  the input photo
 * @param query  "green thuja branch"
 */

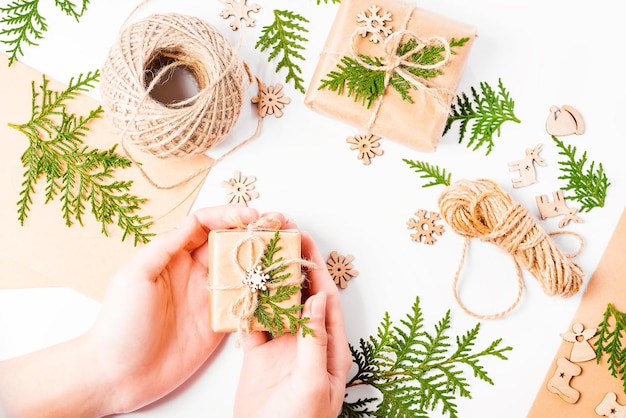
xmin=595 ymin=303 xmax=626 ymax=393
xmin=403 ymin=159 xmax=452 ymax=187
xmin=255 ymin=9 xmax=309 ymax=94
xmin=553 ymin=135 xmax=610 ymax=213
xmin=256 ymin=231 xmax=313 ymax=337
xmin=340 ymin=296 xmax=512 ymax=418
xmin=10 ymin=71 xmax=154 ymax=245
xmin=319 ymin=37 xmax=469 ymax=109
xmin=0 ymin=0 xmax=91 ymax=66
xmin=316 ymin=0 xmax=341 ymax=4
xmin=445 ymin=78 xmax=520 ymax=155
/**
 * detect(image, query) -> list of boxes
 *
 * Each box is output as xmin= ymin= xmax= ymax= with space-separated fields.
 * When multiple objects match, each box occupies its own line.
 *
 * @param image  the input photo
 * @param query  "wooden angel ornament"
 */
xmin=560 ymin=322 xmax=597 ymax=363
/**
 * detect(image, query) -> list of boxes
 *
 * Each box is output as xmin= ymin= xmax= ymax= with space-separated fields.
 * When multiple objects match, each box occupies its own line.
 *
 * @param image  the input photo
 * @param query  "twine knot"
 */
xmin=438 ymin=178 xmax=585 ymax=319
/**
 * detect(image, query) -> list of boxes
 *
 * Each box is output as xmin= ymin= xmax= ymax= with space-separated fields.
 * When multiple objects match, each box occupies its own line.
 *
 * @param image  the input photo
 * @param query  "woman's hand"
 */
xmin=233 ymin=231 xmax=352 ymax=418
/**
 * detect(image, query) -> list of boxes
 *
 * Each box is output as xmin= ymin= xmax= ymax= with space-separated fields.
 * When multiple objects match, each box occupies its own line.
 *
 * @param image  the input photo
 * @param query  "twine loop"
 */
xmin=100 ymin=13 xmax=246 ymax=158
xmin=438 ymin=178 xmax=585 ymax=320
xmin=211 ymin=217 xmax=316 ymax=334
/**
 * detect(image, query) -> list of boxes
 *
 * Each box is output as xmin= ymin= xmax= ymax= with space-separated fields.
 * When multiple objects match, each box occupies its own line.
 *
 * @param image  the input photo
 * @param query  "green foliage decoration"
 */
xmin=319 ymin=37 xmax=469 ymax=109
xmin=444 ymin=78 xmax=520 ymax=155
xmin=10 ymin=71 xmax=154 ymax=245
xmin=403 ymin=159 xmax=452 ymax=188
xmin=255 ymin=9 xmax=309 ymax=94
xmin=595 ymin=303 xmax=626 ymax=392
xmin=255 ymin=231 xmax=313 ymax=337
xmin=340 ymin=296 xmax=512 ymax=418
xmin=552 ymin=135 xmax=610 ymax=213
xmin=0 ymin=0 xmax=91 ymax=66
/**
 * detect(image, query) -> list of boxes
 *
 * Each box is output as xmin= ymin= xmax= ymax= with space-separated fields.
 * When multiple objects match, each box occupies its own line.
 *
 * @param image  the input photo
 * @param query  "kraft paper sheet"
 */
xmin=0 ymin=53 xmax=211 ymax=301
xmin=527 ymin=206 xmax=626 ymax=416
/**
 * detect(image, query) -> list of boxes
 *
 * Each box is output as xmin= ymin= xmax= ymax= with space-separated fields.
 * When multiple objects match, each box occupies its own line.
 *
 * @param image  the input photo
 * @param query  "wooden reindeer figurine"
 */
xmin=508 ymin=144 xmax=546 ymax=188
xmin=536 ymin=190 xmax=582 ymax=228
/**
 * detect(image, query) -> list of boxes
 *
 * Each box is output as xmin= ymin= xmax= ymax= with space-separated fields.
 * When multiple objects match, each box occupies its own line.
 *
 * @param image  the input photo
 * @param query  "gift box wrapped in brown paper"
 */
xmin=207 ymin=228 xmax=304 ymax=334
xmin=305 ymin=0 xmax=477 ymax=152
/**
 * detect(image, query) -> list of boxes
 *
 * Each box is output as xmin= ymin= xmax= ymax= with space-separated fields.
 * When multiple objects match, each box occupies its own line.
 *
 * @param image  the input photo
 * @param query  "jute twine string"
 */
xmin=346 ymin=4 xmax=454 ymax=133
xmin=100 ymin=13 xmax=263 ymax=190
xmin=208 ymin=217 xmax=317 ymax=334
xmin=438 ymin=178 xmax=585 ymax=320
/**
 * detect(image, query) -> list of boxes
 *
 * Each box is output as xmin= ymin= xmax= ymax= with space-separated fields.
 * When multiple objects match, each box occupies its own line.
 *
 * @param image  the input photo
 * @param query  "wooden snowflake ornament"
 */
xmin=346 ymin=133 xmax=383 ymax=165
xmin=252 ymin=83 xmax=291 ymax=118
xmin=222 ymin=171 xmax=259 ymax=206
xmin=326 ymin=251 xmax=358 ymax=289
xmin=219 ymin=0 xmax=260 ymax=31
xmin=407 ymin=210 xmax=444 ymax=245
xmin=356 ymin=5 xmax=392 ymax=43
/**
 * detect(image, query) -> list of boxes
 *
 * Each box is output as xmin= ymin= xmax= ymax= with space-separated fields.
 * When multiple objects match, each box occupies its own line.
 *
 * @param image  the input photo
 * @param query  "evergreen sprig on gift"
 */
xmin=340 ymin=296 xmax=512 ymax=418
xmin=553 ymin=135 xmax=610 ymax=213
xmin=255 ymin=231 xmax=313 ymax=337
xmin=10 ymin=71 xmax=154 ymax=245
xmin=255 ymin=9 xmax=309 ymax=94
xmin=0 ymin=0 xmax=91 ymax=66
xmin=403 ymin=159 xmax=452 ymax=188
xmin=595 ymin=303 xmax=626 ymax=393
xmin=444 ymin=78 xmax=520 ymax=155
xmin=319 ymin=37 xmax=469 ymax=109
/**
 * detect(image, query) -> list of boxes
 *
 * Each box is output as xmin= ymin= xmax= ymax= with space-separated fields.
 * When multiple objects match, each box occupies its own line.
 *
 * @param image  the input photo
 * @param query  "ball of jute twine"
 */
xmin=100 ymin=13 xmax=246 ymax=158
xmin=438 ymin=178 xmax=584 ymax=320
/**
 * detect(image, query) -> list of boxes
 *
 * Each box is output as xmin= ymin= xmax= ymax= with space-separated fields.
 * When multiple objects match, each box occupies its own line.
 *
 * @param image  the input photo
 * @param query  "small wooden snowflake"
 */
xmin=326 ymin=251 xmax=358 ymax=289
xmin=251 ymin=83 xmax=291 ymax=118
xmin=243 ymin=264 xmax=269 ymax=292
xmin=346 ymin=133 xmax=384 ymax=165
xmin=219 ymin=0 xmax=260 ymax=31
xmin=356 ymin=5 xmax=392 ymax=43
xmin=222 ymin=170 xmax=259 ymax=206
xmin=407 ymin=210 xmax=444 ymax=245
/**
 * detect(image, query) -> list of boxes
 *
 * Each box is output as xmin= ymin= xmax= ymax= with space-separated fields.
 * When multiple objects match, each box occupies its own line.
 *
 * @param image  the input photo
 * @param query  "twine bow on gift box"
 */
xmin=211 ymin=217 xmax=317 ymax=334
xmin=349 ymin=28 xmax=454 ymax=134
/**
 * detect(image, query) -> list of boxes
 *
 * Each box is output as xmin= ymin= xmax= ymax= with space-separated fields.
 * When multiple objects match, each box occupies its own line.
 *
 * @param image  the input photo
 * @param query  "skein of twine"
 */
xmin=438 ymin=178 xmax=585 ymax=320
xmin=208 ymin=216 xmax=317 ymax=334
xmin=100 ymin=13 xmax=261 ymax=189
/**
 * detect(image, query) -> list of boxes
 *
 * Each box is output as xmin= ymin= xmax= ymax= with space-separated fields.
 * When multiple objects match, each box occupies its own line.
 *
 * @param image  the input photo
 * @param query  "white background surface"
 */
xmin=1 ymin=0 xmax=625 ymax=417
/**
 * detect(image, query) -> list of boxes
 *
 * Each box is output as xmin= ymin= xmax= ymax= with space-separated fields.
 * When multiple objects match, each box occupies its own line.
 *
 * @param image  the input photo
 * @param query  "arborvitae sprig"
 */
xmin=553 ymin=135 xmax=610 ymax=212
xmin=340 ymin=296 xmax=512 ymax=418
xmin=0 ymin=0 xmax=90 ymax=66
xmin=10 ymin=71 xmax=154 ymax=245
xmin=595 ymin=303 xmax=626 ymax=393
xmin=445 ymin=78 xmax=520 ymax=155
xmin=319 ymin=38 xmax=469 ymax=109
xmin=255 ymin=9 xmax=309 ymax=94
xmin=255 ymin=231 xmax=313 ymax=337
xmin=403 ymin=158 xmax=452 ymax=187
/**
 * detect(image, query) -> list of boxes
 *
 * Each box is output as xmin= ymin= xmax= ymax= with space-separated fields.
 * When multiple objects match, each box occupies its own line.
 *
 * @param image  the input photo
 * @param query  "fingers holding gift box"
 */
xmin=207 ymin=219 xmax=317 ymax=337
xmin=305 ymin=0 xmax=477 ymax=153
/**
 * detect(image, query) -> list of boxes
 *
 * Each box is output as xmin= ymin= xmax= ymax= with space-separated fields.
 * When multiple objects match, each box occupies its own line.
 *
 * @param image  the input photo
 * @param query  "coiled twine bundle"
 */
xmin=438 ymin=178 xmax=584 ymax=319
xmin=100 ymin=13 xmax=245 ymax=158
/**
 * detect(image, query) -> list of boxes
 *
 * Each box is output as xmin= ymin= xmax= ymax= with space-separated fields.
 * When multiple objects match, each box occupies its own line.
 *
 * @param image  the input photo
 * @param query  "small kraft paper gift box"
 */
xmin=207 ymin=227 xmax=313 ymax=336
xmin=305 ymin=0 xmax=477 ymax=152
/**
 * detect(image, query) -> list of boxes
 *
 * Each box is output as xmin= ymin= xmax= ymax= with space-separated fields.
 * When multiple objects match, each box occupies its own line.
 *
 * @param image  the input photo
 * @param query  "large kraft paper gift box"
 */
xmin=527 ymin=206 xmax=626 ymax=417
xmin=207 ymin=228 xmax=304 ymax=334
xmin=305 ymin=0 xmax=477 ymax=152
